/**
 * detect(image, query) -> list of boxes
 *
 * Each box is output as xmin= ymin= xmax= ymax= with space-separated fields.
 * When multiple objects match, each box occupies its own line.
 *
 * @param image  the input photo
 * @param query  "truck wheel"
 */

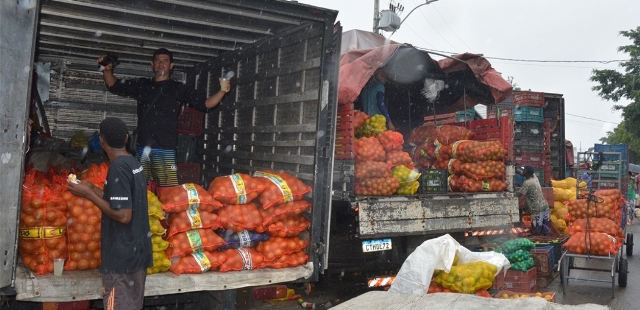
xmin=626 ymin=233 xmax=633 ymax=256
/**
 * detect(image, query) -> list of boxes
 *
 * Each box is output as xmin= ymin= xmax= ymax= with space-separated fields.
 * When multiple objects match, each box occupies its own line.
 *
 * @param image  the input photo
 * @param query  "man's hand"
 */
xmin=67 ymin=180 xmax=96 ymax=198
xmin=97 ymin=55 xmax=114 ymax=72
xmin=219 ymin=78 xmax=231 ymax=93
xmin=387 ymin=120 xmax=396 ymax=131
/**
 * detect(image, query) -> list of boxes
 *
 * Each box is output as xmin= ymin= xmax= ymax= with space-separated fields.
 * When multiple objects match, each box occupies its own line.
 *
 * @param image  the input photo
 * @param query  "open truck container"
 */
xmin=1 ymin=1 xmax=520 ymax=307
xmin=1 ymin=0 xmax=339 ymax=307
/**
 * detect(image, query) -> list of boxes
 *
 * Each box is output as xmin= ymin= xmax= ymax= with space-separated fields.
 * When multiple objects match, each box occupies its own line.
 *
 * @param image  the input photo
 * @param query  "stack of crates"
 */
xmin=176 ymin=107 xmax=203 ymax=185
xmin=512 ymin=91 xmax=548 ymax=187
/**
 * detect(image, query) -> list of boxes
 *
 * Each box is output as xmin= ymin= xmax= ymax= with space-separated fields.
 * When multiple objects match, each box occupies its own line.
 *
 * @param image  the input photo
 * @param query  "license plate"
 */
xmin=362 ymin=239 xmax=392 ymax=252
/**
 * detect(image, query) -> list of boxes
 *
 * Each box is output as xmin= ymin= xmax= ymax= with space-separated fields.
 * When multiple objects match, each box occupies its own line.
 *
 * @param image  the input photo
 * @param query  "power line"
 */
xmin=403 ymin=0 xmax=459 ymax=51
xmin=565 ymin=113 xmax=620 ymax=125
xmin=431 ymin=5 xmax=474 ymax=52
xmin=413 ymin=46 xmax=629 ymax=64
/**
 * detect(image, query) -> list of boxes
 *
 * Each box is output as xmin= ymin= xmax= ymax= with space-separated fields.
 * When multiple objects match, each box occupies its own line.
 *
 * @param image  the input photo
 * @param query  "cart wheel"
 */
xmin=626 ymin=233 xmax=633 ymax=256
xmin=618 ymin=257 xmax=628 ymax=287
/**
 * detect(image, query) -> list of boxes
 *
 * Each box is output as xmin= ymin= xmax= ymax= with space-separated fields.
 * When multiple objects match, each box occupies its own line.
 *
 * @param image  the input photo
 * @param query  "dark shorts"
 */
xmin=102 ymin=270 xmax=146 ymax=310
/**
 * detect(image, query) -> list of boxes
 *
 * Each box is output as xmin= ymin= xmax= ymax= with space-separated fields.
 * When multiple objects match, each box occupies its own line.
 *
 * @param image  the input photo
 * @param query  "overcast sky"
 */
xmin=298 ymin=0 xmax=640 ymax=152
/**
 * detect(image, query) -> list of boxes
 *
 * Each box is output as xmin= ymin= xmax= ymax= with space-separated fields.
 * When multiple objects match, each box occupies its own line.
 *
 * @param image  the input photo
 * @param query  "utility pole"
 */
xmin=373 ymin=0 xmax=380 ymax=34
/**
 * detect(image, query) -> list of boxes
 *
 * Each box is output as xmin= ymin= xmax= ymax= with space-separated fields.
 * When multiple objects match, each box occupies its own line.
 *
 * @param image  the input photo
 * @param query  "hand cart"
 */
xmin=559 ymin=189 xmax=632 ymax=299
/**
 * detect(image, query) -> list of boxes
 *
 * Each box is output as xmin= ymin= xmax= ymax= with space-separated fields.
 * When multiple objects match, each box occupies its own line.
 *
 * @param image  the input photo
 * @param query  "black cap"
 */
xmin=521 ymin=165 xmax=535 ymax=177
xmin=153 ymin=48 xmax=173 ymax=63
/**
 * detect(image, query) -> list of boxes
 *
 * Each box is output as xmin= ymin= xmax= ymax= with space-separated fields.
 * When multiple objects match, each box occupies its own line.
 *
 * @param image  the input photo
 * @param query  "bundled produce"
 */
xmin=166 ymin=207 xmax=221 ymax=237
xmin=354 ymin=137 xmax=386 ymax=162
xmin=65 ymin=168 xmax=105 ymax=271
xmin=409 ymin=124 xmax=437 ymax=145
xmin=496 ymin=238 xmax=535 ymax=271
xmin=19 ymin=181 xmax=68 ymax=274
xmin=448 ymin=159 xmax=505 ymax=180
xmin=353 ymin=110 xmax=370 ymax=129
xmin=567 ymin=217 xmax=624 ymax=239
xmin=386 ymin=150 xmax=415 ymax=170
xmin=451 ymin=140 xmax=507 ymax=162
xmin=377 ymin=130 xmax=404 ymax=152
xmin=552 ymin=177 xmax=578 ymax=203
xmin=563 ymin=231 xmax=619 ymax=255
xmin=449 ymin=175 xmax=507 ymax=193
xmin=567 ymin=195 xmax=623 ymax=224
xmin=259 ymin=200 xmax=311 ymax=227
xmin=219 ymin=248 xmax=265 ymax=272
xmin=161 ymin=183 xmax=223 ymax=213
xmin=355 ymin=114 xmax=386 ymax=138
xmin=147 ymin=190 xmax=164 ymax=220
xmin=355 ymin=161 xmax=390 ymax=179
xmin=256 ymin=236 xmax=308 ymax=261
xmin=266 ymin=215 xmax=310 ymax=238
xmin=259 ymin=251 xmax=308 ymax=269
xmin=412 ymin=140 xmax=435 ymax=170
xmin=165 ymin=228 xmax=226 ymax=258
xmin=217 ymin=203 xmax=264 ymax=232
xmin=151 ymin=234 xmax=170 ymax=252
xmin=355 ymin=177 xmax=400 ymax=196
xmin=435 ymin=125 xmax=475 ymax=145
xmin=147 ymin=251 xmax=171 ymax=275
xmin=432 ymin=261 xmax=497 ymax=294
xmin=218 ymin=230 xmax=271 ymax=250
xmin=391 ymin=165 xmax=421 ymax=195
xmin=254 ymin=170 xmax=312 ymax=209
xmin=208 ymin=173 xmax=267 ymax=205
xmin=169 ymin=251 xmax=227 ymax=275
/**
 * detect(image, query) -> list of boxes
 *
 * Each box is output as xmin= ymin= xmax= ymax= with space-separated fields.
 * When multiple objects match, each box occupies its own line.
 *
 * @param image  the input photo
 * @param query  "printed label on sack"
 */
xmin=229 ymin=174 xmax=248 ymax=204
xmin=183 ymin=183 xmax=200 ymax=206
xmin=451 ymin=140 xmax=469 ymax=158
xmin=19 ymin=226 xmax=66 ymax=239
xmin=447 ymin=158 xmax=458 ymax=175
xmin=186 ymin=205 xmax=203 ymax=229
xmin=236 ymin=247 xmax=253 ymax=270
xmin=186 ymin=229 xmax=205 ymax=253
xmin=254 ymin=171 xmax=293 ymax=203
xmin=482 ymin=180 xmax=490 ymax=191
xmin=238 ymin=230 xmax=252 ymax=248
xmin=191 ymin=252 xmax=211 ymax=272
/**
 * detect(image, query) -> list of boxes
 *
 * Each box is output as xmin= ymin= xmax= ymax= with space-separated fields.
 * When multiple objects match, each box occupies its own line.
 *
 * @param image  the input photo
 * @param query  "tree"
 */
xmin=591 ymin=26 xmax=640 ymax=161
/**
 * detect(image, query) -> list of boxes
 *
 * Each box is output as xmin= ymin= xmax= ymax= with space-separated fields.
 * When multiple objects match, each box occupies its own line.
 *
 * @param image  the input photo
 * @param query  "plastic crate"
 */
xmin=495 ymin=290 xmax=556 ymax=302
xmin=419 ymin=169 xmax=448 ymax=194
xmin=335 ymin=103 xmax=356 ymax=160
xmin=530 ymin=246 xmax=554 ymax=277
xmin=514 ymin=122 xmax=543 ymax=139
xmin=513 ymin=106 xmax=543 ymax=123
xmin=487 ymin=108 xmax=511 ymax=119
xmin=512 ymin=91 xmax=545 ymax=108
xmin=504 ymin=267 xmax=537 ymax=293
xmin=424 ymin=112 xmax=457 ymax=125
xmin=514 ymin=137 xmax=544 ymax=154
xmin=177 ymin=107 xmax=204 ymax=136
xmin=177 ymin=134 xmax=196 ymax=163
xmin=491 ymin=270 xmax=506 ymax=290
xmin=177 ymin=163 xmax=201 ymax=185
xmin=455 ymin=109 xmax=475 ymax=122
xmin=528 ymin=235 xmax=569 ymax=264
xmin=593 ymin=144 xmax=628 ymax=162
xmin=514 ymin=153 xmax=546 ymax=167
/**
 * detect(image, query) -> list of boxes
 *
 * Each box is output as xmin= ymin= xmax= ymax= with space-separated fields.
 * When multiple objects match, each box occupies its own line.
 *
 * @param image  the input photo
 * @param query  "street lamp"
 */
xmin=375 ymin=0 xmax=439 ymax=36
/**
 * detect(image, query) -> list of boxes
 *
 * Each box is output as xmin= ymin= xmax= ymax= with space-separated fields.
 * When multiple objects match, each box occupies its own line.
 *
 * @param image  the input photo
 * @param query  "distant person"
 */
xmin=97 ymin=48 xmax=231 ymax=196
xmin=360 ymin=68 xmax=395 ymax=131
xmin=516 ymin=165 xmax=550 ymax=236
xmin=627 ymin=172 xmax=637 ymax=225
xmin=68 ymin=117 xmax=152 ymax=310
xmin=581 ymin=163 xmax=593 ymax=190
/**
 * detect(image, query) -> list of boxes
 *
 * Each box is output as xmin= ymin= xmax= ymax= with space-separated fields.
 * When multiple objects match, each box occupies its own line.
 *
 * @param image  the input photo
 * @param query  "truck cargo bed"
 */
xmin=356 ymin=193 xmax=519 ymax=237
xmin=14 ymin=263 xmax=312 ymax=302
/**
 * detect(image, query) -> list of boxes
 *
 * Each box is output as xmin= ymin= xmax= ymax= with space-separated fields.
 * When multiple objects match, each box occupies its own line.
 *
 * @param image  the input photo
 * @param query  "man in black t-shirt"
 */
xmin=97 ymin=48 xmax=232 ymax=196
xmin=68 ymin=117 xmax=152 ymax=310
